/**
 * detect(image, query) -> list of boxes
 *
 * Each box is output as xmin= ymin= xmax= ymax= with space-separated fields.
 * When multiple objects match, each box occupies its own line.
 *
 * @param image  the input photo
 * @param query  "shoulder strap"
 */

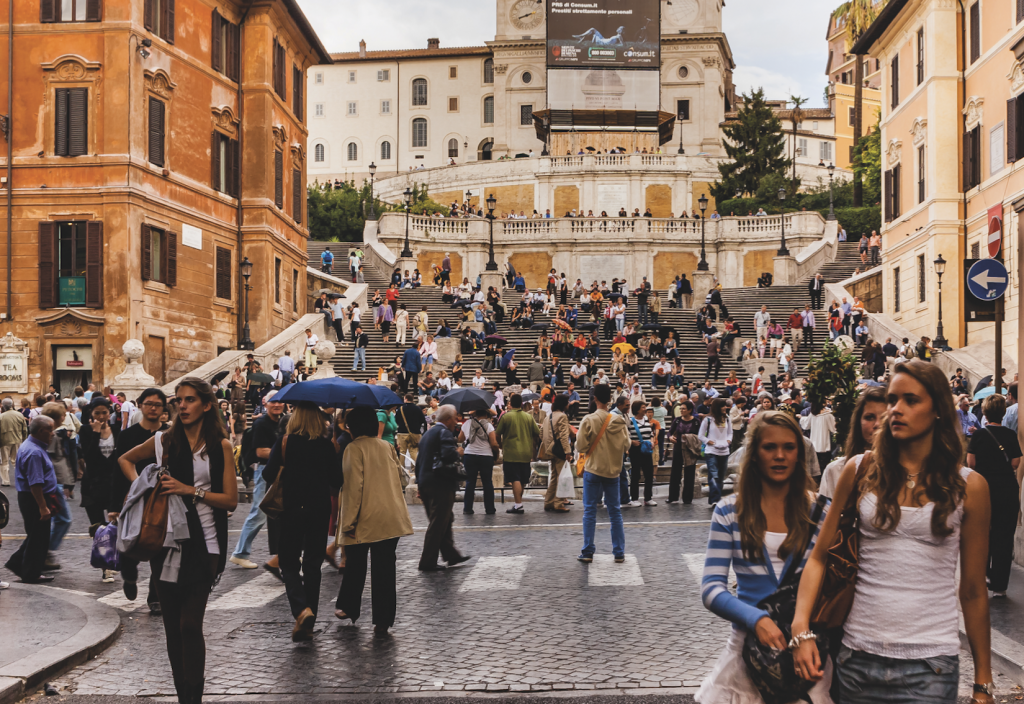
xmin=981 ymin=426 xmax=1012 ymax=465
xmin=590 ymin=413 xmax=613 ymax=452
xmin=154 ymin=431 xmax=166 ymax=467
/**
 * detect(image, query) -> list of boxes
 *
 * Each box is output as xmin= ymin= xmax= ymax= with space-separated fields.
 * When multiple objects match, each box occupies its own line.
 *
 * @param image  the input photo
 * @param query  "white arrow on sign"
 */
xmin=972 ymin=269 xmax=1007 ymax=290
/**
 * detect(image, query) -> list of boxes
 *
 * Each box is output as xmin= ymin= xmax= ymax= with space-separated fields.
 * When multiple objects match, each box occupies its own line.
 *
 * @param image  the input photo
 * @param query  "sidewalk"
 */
xmin=0 ymin=583 xmax=120 ymax=704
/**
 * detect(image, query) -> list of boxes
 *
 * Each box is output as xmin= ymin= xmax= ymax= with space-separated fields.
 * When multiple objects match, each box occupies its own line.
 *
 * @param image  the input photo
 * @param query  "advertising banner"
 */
xmin=547 ymin=0 xmax=660 ymax=69
xmin=547 ymin=69 xmax=660 ymax=111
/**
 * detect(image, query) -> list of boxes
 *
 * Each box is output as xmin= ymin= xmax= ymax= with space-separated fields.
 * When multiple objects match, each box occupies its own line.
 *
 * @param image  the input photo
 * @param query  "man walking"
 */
xmin=304 ymin=328 xmax=319 ymax=371
xmin=705 ymin=335 xmax=722 ymax=381
xmin=352 ymin=326 xmax=368 ymax=372
xmin=754 ymin=305 xmax=770 ymax=345
xmin=441 ymin=253 xmax=452 ymax=285
xmin=527 ymin=356 xmax=546 ymax=393
xmin=801 ymin=304 xmax=816 ymax=349
xmin=868 ymin=230 xmax=881 ymax=266
xmin=320 ymin=246 xmax=333 ymax=275
xmin=577 ymin=384 xmax=631 ymax=563
xmin=808 ymin=273 xmax=825 ymax=310
xmin=4 ymin=415 xmax=57 ymax=583
xmin=402 ymin=341 xmax=422 ymax=394
xmin=495 ymin=394 xmax=541 ymax=514
xmin=415 ymin=405 xmax=470 ymax=571
xmin=395 ymin=394 xmax=427 ymax=463
xmin=788 ymin=307 xmax=803 ymax=351
xmin=277 ymin=351 xmax=295 ymax=386
xmin=0 ymin=398 xmax=27 ymax=486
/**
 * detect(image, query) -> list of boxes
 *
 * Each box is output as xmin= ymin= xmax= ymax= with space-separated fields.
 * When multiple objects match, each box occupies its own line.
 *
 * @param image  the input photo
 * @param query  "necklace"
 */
xmin=905 ymin=471 xmax=920 ymax=489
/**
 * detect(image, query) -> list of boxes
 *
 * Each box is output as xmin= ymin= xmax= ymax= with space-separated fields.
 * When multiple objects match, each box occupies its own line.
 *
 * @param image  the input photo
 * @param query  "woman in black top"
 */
xmin=79 ymin=398 xmax=120 ymax=528
xmin=966 ymin=394 xmax=1023 ymax=596
xmin=261 ymin=402 xmax=341 ymax=641
xmin=560 ymin=275 xmax=568 ymax=306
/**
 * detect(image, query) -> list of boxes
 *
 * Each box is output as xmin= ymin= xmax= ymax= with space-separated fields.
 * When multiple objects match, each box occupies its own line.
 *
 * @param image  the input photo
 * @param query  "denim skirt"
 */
xmin=835 ymin=646 xmax=958 ymax=704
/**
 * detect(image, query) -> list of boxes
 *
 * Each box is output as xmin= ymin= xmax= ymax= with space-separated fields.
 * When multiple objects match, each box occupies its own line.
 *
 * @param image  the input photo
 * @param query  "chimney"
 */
xmin=427 ymin=38 xmax=440 ymax=50
xmin=359 ymin=39 xmax=367 ymax=58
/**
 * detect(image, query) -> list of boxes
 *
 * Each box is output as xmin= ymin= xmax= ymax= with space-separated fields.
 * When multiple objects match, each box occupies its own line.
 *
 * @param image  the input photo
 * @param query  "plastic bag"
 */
xmin=555 ymin=462 xmax=575 ymax=499
xmin=90 ymin=521 xmax=120 ymax=571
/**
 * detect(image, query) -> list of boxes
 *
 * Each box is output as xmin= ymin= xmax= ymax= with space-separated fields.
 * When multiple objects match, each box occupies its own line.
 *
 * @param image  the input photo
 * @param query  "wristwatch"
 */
xmin=193 ymin=487 xmax=207 ymax=503
xmin=973 ymin=683 xmax=994 ymax=696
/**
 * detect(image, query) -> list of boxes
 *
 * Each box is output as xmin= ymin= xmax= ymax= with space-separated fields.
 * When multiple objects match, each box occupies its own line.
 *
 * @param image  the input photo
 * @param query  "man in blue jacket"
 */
xmin=414 ymin=406 xmax=470 ymax=571
xmin=402 ymin=341 xmax=422 ymax=394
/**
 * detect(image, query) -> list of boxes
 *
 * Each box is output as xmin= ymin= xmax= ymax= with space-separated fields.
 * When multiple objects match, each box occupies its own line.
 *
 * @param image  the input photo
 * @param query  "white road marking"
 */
xmin=207 ymin=572 xmax=284 ymax=610
xmin=458 ymin=556 xmax=530 ymax=592
xmin=98 ymin=579 xmax=149 ymax=612
xmin=587 ymin=554 xmax=644 ymax=586
xmin=682 ymin=553 xmax=706 ymax=583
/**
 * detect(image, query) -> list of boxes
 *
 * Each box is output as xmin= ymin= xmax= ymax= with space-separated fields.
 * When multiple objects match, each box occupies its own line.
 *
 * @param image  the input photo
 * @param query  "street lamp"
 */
xmin=697 ymin=193 xmax=709 ymax=271
xmin=368 ymin=161 xmax=377 ymax=219
xmin=777 ymin=187 xmax=790 ymax=256
xmin=933 ymin=254 xmax=949 ymax=350
xmin=677 ymin=122 xmax=685 ymax=155
xmin=826 ymin=162 xmax=836 ymax=221
xmin=239 ymin=256 xmax=254 ymax=351
xmin=401 ymin=187 xmax=413 ymax=258
xmin=485 ymin=193 xmax=498 ymax=271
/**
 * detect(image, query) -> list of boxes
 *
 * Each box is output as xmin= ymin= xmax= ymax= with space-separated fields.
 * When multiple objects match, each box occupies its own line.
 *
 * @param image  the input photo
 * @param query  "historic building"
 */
xmin=0 ymin=0 xmax=331 ymax=396
xmin=825 ymin=8 xmax=883 ymax=169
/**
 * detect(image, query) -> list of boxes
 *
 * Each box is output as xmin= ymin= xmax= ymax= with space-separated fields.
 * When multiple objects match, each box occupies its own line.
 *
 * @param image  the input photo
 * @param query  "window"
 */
xmin=314 ymin=103 xmax=324 ymax=117
xmin=448 ymin=97 xmax=459 ymax=112
xmin=520 ymin=104 xmax=533 ymax=126
xmin=148 ymin=96 xmax=165 ymax=167
xmin=971 ymin=242 xmax=981 ymax=258
xmin=381 ymin=99 xmax=391 ymax=114
xmin=348 ymin=70 xmax=356 ymax=83
xmin=917 ymin=254 xmax=926 ymax=303
xmin=677 ymin=99 xmax=690 ymax=121
xmin=315 ymin=72 xmax=323 ymax=84
xmin=916 ymin=27 xmax=924 ymax=85
xmin=964 ymin=124 xmax=981 ymax=189
xmin=41 ymin=0 xmax=101 ymax=22
xmin=969 ymin=2 xmax=980 ymax=64
xmin=797 ymin=138 xmax=808 ymax=157
xmin=917 ymin=145 xmax=925 ymax=203
xmin=522 ymin=71 xmax=532 ymax=84
xmin=884 ymin=163 xmax=901 ymax=221
xmin=891 ymin=53 xmax=899 ymax=109
xmin=449 ymin=66 xmax=458 ymax=79
xmin=211 ymin=10 xmax=240 ymax=81
xmin=274 ymin=150 xmax=283 ymax=208
xmin=819 ymin=141 xmax=832 ymax=162
xmin=347 ymin=143 xmax=358 ymax=161
xmin=483 ymin=96 xmax=494 ymax=124
xmin=142 ymin=224 xmax=176 ymax=286
xmin=292 ymin=168 xmax=302 ymax=223
xmin=39 ymin=220 xmax=102 ymax=308
xmin=272 ymin=39 xmax=287 ymax=100
xmin=144 ymin=0 xmax=174 ymax=43
xmin=678 ymin=65 xmax=689 ymax=79
xmin=483 ymin=58 xmax=494 ymax=84
xmin=377 ymin=69 xmax=390 ymax=82
xmin=292 ymin=64 xmax=303 ymax=119
xmin=412 ymin=78 xmax=428 ymax=106
xmin=990 ymin=123 xmax=1004 ymax=176
xmin=448 ymin=138 xmax=459 ymax=158
xmin=54 ymin=88 xmax=88 ymax=157
xmin=292 ymin=269 xmax=299 ymax=313
xmin=314 ymin=143 xmax=325 ymax=162
xmin=1008 ymin=95 xmax=1024 ymax=163
xmin=893 ymin=266 xmax=901 ymax=312
xmin=481 ymin=141 xmax=493 ymax=161
xmin=381 ymin=141 xmax=391 ymax=160
xmin=848 ymin=106 xmax=856 ymax=127
xmin=211 ymin=131 xmax=239 ymax=197
xmin=347 ymin=101 xmax=357 ymax=116
xmin=274 ymin=257 xmax=281 ymax=305
xmin=215 ymin=246 xmax=232 ymax=300
xmin=1019 ymin=0 xmax=1024 ymax=23
xmin=412 ymin=118 xmax=428 ymax=148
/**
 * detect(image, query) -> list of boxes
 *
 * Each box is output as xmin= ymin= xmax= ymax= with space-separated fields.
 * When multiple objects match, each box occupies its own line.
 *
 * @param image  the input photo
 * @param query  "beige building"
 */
xmin=826 ymin=8 xmax=883 ymax=169
xmin=852 ymin=0 xmax=1021 ymax=358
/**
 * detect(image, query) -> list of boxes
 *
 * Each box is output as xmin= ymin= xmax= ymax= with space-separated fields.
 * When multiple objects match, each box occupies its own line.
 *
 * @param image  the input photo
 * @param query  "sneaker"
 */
xmin=666 ymin=500 xmax=678 ymax=504
xmin=614 ymin=555 xmax=626 ymax=564
xmin=644 ymin=500 xmax=658 ymax=506
xmin=123 ymin=580 xmax=138 ymax=601
xmin=989 ymin=590 xmax=1008 ymax=598
xmin=43 ymin=554 xmax=61 ymax=571
xmin=506 ymin=506 xmax=525 ymax=514
xmin=577 ymin=554 xmax=593 ymax=563
xmin=627 ymin=500 xmax=643 ymax=508
xmin=0 ymin=581 xmax=9 ymax=590
xmin=229 ymin=556 xmax=258 ymax=569
xmin=100 ymin=569 xmax=115 ymax=584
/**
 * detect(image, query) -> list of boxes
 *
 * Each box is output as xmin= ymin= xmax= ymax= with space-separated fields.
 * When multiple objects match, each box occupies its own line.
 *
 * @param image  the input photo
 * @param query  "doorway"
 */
xmin=53 ymin=345 xmax=92 ymax=398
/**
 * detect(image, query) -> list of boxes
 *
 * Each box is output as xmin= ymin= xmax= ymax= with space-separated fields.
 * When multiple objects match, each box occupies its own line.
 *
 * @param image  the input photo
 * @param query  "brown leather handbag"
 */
xmin=259 ymin=436 xmax=288 ymax=519
xmin=811 ymin=452 xmax=870 ymax=629
xmin=126 ymin=468 xmax=170 ymax=561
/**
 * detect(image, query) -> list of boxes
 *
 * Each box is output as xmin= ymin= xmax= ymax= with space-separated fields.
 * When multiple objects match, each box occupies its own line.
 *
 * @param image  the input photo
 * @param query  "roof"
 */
xmin=850 ymin=0 xmax=910 ymax=55
xmin=280 ymin=0 xmax=332 ymax=64
xmin=330 ymin=46 xmax=492 ymax=63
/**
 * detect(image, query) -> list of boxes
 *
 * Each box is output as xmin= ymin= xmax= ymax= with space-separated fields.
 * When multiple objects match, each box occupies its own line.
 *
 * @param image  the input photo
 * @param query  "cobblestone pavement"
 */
xmin=4 ymin=501 xmax=1021 ymax=700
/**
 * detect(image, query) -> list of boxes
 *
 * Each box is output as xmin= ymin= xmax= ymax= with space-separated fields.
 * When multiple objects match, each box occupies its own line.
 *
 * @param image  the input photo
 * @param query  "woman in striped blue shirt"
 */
xmin=697 ymin=411 xmax=833 ymax=704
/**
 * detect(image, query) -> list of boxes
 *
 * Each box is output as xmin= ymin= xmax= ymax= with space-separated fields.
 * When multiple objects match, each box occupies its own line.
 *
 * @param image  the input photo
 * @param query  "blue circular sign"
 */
xmin=967 ymin=259 xmax=1009 ymax=301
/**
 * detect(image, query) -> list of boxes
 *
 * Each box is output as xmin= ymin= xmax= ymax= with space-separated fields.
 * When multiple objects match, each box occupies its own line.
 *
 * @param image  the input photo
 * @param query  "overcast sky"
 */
xmin=295 ymin=0 xmax=834 ymax=107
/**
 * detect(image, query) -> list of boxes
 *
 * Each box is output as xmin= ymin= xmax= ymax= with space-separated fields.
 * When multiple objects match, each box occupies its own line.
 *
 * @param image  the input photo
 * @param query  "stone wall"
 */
xmin=646 ymin=185 xmax=674 ymax=218
xmin=417 ymin=251 xmax=463 ymax=284
xmin=509 ymin=252 xmax=554 ymax=290
xmin=554 ymin=186 xmax=580 ymax=216
xmin=691 ymin=181 xmax=718 ymax=215
xmin=653 ymin=251 xmax=699 ymax=290
xmin=848 ymin=271 xmax=883 ymax=312
xmin=487 ymin=184 xmax=536 ymax=217
xmin=743 ymin=250 xmax=777 ymax=287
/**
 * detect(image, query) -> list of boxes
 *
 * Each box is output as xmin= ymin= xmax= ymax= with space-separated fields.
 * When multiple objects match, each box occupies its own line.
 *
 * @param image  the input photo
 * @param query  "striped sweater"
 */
xmin=701 ymin=493 xmax=831 ymax=632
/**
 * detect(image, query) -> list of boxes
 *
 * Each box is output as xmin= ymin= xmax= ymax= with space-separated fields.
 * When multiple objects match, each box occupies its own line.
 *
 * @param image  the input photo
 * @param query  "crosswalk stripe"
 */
xmin=587 ymin=554 xmax=644 ymax=586
xmin=682 ymin=553 xmax=706 ymax=583
xmin=207 ymin=572 xmax=284 ymax=610
xmin=458 ymin=556 xmax=530 ymax=592
xmin=98 ymin=579 xmax=149 ymax=612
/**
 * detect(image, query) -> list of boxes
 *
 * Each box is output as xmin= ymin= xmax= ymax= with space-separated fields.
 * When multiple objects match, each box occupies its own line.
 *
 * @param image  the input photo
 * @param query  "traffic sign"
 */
xmin=987 ymin=204 xmax=1003 ymax=258
xmin=967 ymin=258 xmax=1009 ymax=301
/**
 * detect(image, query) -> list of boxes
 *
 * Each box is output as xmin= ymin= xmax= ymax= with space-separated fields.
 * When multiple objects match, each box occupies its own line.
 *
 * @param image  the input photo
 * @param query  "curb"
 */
xmin=0 ymin=584 xmax=121 ymax=704
xmin=959 ymin=626 xmax=1024 ymax=688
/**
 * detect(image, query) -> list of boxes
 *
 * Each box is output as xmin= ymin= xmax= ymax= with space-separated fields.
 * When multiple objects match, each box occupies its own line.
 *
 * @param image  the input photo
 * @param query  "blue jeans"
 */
xmin=835 ymin=647 xmax=958 ymax=704
xmin=581 ymin=472 xmax=625 ymax=558
xmin=705 ymin=453 xmax=729 ymax=505
xmin=638 ymin=302 xmax=648 ymax=324
xmin=353 ymin=347 xmax=366 ymax=370
xmin=618 ymin=466 xmax=631 ymax=504
xmin=233 ymin=467 xmax=268 ymax=559
xmin=615 ymin=318 xmax=624 ymax=332
xmin=280 ymin=370 xmax=292 ymax=386
xmin=49 ymin=489 xmax=72 ymax=552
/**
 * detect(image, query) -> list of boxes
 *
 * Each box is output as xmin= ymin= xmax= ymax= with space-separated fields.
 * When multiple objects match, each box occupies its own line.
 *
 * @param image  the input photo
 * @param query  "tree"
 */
xmin=789 ymin=94 xmax=808 ymax=186
xmin=803 ymin=342 xmax=861 ymax=451
xmin=711 ymin=88 xmax=791 ymax=202
xmin=852 ymin=110 xmax=882 ymax=206
xmin=306 ymin=180 xmax=447 ymax=242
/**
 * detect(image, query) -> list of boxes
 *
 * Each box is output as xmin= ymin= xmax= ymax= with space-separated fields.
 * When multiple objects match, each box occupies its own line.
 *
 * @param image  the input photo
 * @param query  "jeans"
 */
xmin=615 ymin=318 xmax=624 ymax=332
xmin=462 ymin=454 xmax=495 ymax=513
xmin=628 ymin=447 xmax=654 ymax=502
xmin=233 ymin=467 xmax=268 ymax=559
xmin=580 ymin=472 xmax=625 ymax=559
xmin=280 ymin=370 xmax=292 ymax=386
xmin=353 ymin=347 xmax=366 ymax=371
xmin=618 ymin=467 xmax=631 ymax=504
xmin=49 ymin=489 xmax=73 ymax=552
xmin=835 ymin=647 xmax=958 ymax=704
xmin=705 ymin=453 xmax=729 ymax=504
xmin=638 ymin=302 xmax=648 ymax=325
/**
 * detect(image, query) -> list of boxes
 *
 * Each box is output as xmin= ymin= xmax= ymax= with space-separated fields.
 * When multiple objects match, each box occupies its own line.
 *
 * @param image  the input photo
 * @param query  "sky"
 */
xmin=294 ymin=0 xmax=837 ymax=108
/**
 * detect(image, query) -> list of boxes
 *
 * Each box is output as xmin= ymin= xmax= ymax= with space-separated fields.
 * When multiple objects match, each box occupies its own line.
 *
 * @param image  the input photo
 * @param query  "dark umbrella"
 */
xmin=530 ymin=323 xmax=550 ymax=331
xmin=578 ymin=322 xmax=598 ymax=331
xmin=485 ymin=335 xmax=507 ymax=344
xmin=211 ymin=370 xmax=229 ymax=385
xmin=500 ymin=349 xmax=516 ymax=370
xmin=973 ymin=375 xmax=993 ymax=396
xmin=640 ymin=323 xmax=662 ymax=330
xmin=520 ymin=392 xmax=541 ymax=402
xmin=438 ymin=388 xmax=496 ymax=413
xmin=275 ymin=379 xmax=402 ymax=409
xmin=585 ymin=146 xmax=596 ymax=152
xmin=247 ymin=372 xmax=275 ymax=385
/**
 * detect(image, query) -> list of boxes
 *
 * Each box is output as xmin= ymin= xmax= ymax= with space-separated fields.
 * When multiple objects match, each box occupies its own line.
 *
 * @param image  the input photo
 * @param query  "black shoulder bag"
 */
xmin=549 ymin=415 xmax=567 ymax=461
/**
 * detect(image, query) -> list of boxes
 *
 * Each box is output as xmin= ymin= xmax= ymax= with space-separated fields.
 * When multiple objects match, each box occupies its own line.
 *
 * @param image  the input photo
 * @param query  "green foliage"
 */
xmin=830 ymin=206 xmax=881 ymax=237
xmin=714 ymin=181 xmax=880 ymax=238
xmin=804 ymin=342 xmax=861 ymax=449
xmin=832 ymin=0 xmax=886 ymax=49
xmin=711 ymin=88 xmax=791 ymax=202
xmin=306 ymin=180 xmax=446 ymax=242
xmin=852 ymin=111 xmax=882 ymax=206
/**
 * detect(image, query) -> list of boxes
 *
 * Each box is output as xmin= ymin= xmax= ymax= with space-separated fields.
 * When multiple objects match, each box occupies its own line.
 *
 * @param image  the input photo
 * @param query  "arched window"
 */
xmin=448 ymin=138 xmax=459 ymax=158
xmin=412 ymin=118 xmax=428 ymax=148
xmin=479 ymin=141 xmax=493 ymax=161
xmin=522 ymin=71 xmax=532 ymax=85
xmin=347 ymin=143 xmax=358 ymax=161
xmin=314 ymin=143 xmax=325 ymax=163
xmin=483 ymin=96 xmax=494 ymax=125
xmin=412 ymin=78 xmax=428 ymax=106
xmin=381 ymin=141 xmax=391 ymax=160
xmin=483 ymin=58 xmax=494 ymax=85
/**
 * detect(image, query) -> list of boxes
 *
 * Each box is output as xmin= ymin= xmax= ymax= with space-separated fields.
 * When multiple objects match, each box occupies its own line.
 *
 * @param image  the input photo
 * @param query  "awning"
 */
xmin=532 ymin=109 xmax=678 ymax=145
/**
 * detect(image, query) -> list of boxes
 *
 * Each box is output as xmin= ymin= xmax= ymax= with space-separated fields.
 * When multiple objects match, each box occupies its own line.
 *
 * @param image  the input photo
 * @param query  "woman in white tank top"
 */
xmin=791 ymin=361 xmax=995 ymax=704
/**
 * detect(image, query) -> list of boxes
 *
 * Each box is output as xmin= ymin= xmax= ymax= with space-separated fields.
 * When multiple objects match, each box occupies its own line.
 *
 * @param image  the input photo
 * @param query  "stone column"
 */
xmin=773 ymin=255 xmax=798 ymax=286
xmin=691 ymin=271 xmax=716 ymax=304
xmin=309 ymin=340 xmax=337 ymax=380
xmin=111 ymin=339 xmax=157 ymax=403
xmin=480 ymin=270 xmax=505 ymax=295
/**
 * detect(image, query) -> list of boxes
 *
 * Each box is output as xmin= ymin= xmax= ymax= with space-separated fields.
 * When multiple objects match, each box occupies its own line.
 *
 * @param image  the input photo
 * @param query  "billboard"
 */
xmin=547 ymin=69 xmax=660 ymax=111
xmin=547 ymin=0 xmax=660 ymax=69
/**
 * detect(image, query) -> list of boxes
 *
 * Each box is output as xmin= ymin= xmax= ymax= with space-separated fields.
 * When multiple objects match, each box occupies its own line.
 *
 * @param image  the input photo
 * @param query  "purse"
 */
xmin=0 ymin=489 xmax=9 ymax=529
xmin=126 ymin=467 xmax=170 ymax=561
xmin=548 ymin=416 xmax=567 ymax=461
xmin=811 ymin=452 xmax=870 ymax=629
xmin=577 ymin=413 xmax=613 ymax=476
xmin=90 ymin=521 xmax=120 ymax=571
xmin=259 ymin=435 xmax=289 ymax=520
xmin=630 ymin=416 xmax=653 ymax=454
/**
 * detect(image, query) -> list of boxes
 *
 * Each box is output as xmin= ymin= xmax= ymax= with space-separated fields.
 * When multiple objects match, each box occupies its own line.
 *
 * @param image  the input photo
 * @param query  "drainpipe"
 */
xmin=958 ymin=0 xmax=968 ymax=349
xmin=6 ymin=0 xmax=13 ymax=323
xmin=236 ymin=0 xmax=254 ymax=347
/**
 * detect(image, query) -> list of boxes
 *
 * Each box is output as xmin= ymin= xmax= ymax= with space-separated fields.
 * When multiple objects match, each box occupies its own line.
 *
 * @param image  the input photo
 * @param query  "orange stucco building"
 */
xmin=0 ymin=0 xmax=330 ymax=395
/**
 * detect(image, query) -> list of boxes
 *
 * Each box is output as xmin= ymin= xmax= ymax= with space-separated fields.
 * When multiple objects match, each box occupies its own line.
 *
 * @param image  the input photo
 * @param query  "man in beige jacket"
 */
xmin=0 ymin=397 xmax=27 ymax=486
xmin=539 ymin=395 xmax=572 ymax=512
xmin=576 ymin=384 xmax=631 ymax=563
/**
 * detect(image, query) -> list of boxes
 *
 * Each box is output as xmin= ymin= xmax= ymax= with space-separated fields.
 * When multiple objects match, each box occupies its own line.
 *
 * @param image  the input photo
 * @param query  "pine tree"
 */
xmin=710 ymin=88 xmax=791 ymax=201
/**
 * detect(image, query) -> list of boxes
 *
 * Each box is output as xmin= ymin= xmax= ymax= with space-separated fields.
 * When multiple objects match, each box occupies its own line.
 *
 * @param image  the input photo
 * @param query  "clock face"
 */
xmin=510 ymin=0 xmax=544 ymax=31
xmin=666 ymin=0 xmax=699 ymax=27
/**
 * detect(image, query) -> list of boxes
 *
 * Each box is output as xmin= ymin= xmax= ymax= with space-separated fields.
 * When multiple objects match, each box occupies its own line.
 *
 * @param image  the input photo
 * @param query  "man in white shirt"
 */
xmin=593 ymin=370 xmax=609 ymax=385
xmin=471 ymin=370 xmax=487 ymax=389
xmin=570 ymin=362 xmax=588 ymax=387
xmin=754 ymin=305 xmax=770 ymax=343
xmin=117 ymin=393 xmax=137 ymax=430
xmin=304 ymin=328 xmax=319 ymax=370
xmin=651 ymin=357 xmax=672 ymax=390
xmin=349 ymin=302 xmax=362 ymax=338
xmin=702 ymin=381 xmax=720 ymax=399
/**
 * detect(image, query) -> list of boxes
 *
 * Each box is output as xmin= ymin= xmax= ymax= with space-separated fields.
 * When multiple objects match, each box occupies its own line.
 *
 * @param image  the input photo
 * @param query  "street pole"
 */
xmin=697 ymin=193 xmax=708 ymax=270
xmin=401 ymin=187 xmax=413 ymax=258
xmin=777 ymin=187 xmax=789 ymax=256
xmin=934 ymin=274 xmax=948 ymax=350
xmin=486 ymin=193 xmax=498 ymax=271
xmin=827 ymin=163 xmax=836 ymax=221
xmin=995 ymin=296 xmax=1004 ymax=390
xmin=239 ymin=257 xmax=254 ymax=351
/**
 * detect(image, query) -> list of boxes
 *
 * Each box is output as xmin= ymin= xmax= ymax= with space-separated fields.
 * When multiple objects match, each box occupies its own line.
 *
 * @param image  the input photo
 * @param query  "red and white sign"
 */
xmin=987 ymin=204 xmax=1003 ymax=258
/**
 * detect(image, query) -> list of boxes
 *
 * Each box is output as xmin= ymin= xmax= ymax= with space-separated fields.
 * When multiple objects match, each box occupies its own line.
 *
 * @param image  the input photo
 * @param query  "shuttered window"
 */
xmin=293 ymin=64 xmax=303 ymax=119
xmin=141 ymin=224 xmax=176 ymax=286
xmin=274 ymin=258 xmax=282 ymax=305
xmin=883 ymin=164 xmax=903 ymax=220
xmin=1008 ymin=96 xmax=1024 ymax=163
xmin=292 ymin=168 xmax=302 ymax=224
xmin=272 ymin=39 xmax=287 ymax=100
xmin=215 ymin=246 xmax=232 ymax=300
xmin=212 ymin=10 xmax=222 ymax=73
xmin=891 ymin=163 xmax=901 ymax=219
xmin=274 ymin=150 xmax=284 ymax=208
xmin=41 ymin=220 xmax=102 ymax=307
xmin=893 ymin=267 xmax=901 ymax=313
xmin=412 ymin=78 xmax=428 ymax=106
xmin=884 ymin=169 xmax=892 ymax=222
xmin=1018 ymin=0 xmax=1024 ymax=23
xmin=292 ymin=269 xmax=299 ymax=313
xmin=917 ymin=145 xmax=926 ymax=203
xmin=148 ymin=96 xmax=165 ymax=167
xmin=890 ymin=54 xmax=899 ymax=109
xmin=38 ymin=222 xmax=57 ymax=308
xmin=210 ymin=10 xmax=240 ymax=82
xmin=41 ymin=0 xmax=101 ymax=21
xmin=483 ymin=59 xmax=494 ymax=84
xmin=55 ymin=88 xmax=88 ymax=157
xmin=916 ymin=27 xmax=925 ymax=85
xmin=412 ymin=118 xmax=427 ymax=148
xmin=211 ymin=132 xmax=239 ymax=197
xmin=969 ymin=2 xmax=980 ymax=63
xmin=144 ymin=0 xmax=174 ymax=43
xmin=85 ymin=221 xmax=103 ymax=307
xmin=483 ymin=96 xmax=494 ymax=124
xmin=963 ymin=124 xmax=981 ymax=190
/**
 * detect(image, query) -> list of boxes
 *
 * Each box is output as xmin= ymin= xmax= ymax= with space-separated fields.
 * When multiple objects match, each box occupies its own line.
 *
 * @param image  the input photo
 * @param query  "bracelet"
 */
xmin=787 ymin=631 xmax=817 ymax=650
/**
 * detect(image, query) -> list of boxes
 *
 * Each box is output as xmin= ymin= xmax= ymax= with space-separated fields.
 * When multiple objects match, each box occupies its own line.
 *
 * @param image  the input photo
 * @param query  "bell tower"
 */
xmin=496 ymin=0 xmax=546 ymax=42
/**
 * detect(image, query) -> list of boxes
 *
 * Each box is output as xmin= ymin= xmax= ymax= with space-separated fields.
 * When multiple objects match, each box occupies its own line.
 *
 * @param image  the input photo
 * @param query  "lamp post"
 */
xmin=368 ymin=161 xmax=377 ymax=219
xmin=485 ymin=193 xmax=498 ymax=271
xmin=933 ymin=254 xmax=949 ymax=350
xmin=826 ymin=162 xmax=836 ymax=221
xmin=239 ymin=256 xmax=254 ymax=351
xmin=401 ymin=187 xmax=413 ymax=258
xmin=677 ymin=122 xmax=685 ymax=155
xmin=777 ymin=187 xmax=790 ymax=256
xmin=697 ymin=193 xmax=709 ymax=271
xmin=465 ymin=189 xmax=473 ymax=213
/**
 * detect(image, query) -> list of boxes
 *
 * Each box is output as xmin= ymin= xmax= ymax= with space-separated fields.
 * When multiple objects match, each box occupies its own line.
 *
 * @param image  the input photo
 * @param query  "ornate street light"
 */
xmin=826 ymin=162 xmax=836 ymax=221
xmin=401 ymin=187 xmax=413 ymax=258
xmin=677 ymin=122 xmax=685 ymax=155
xmin=697 ymin=193 xmax=709 ymax=271
xmin=934 ymin=254 xmax=949 ymax=350
xmin=485 ymin=193 xmax=498 ymax=271
xmin=368 ymin=161 xmax=377 ymax=220
xmin=777 ymin=187 xmax=790 ymax=256
xmin=239 ymin=256 xmax=254 ymax=351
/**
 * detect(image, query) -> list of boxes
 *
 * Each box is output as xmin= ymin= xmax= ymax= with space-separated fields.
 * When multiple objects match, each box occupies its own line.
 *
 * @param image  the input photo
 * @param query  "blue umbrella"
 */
xmin=973 ymin=385 xmax=1007 ymax=401
xmin=274 ymin=379 xmax=402 ymax=409
xmin=500 ymin=349 xmax=516 ymax=370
